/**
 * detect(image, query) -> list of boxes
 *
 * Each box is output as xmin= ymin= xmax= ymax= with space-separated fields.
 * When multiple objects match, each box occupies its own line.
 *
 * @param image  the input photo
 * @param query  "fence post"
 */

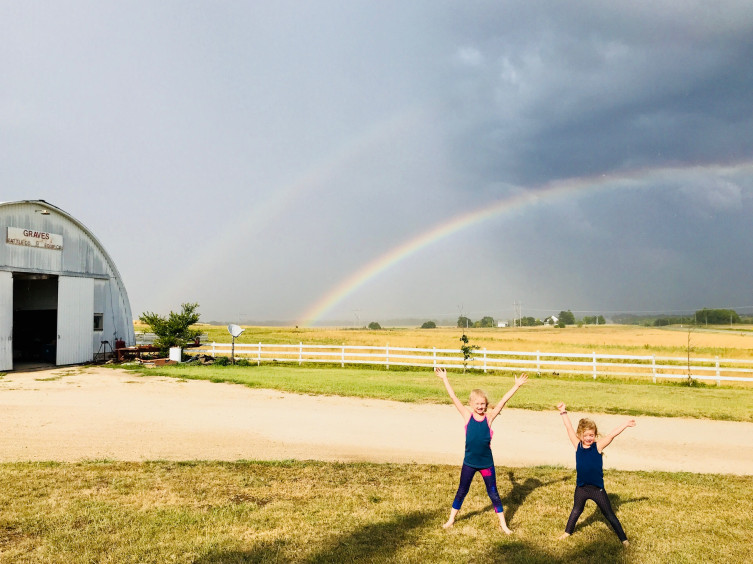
xmin=592 ymin=352 xmax=597 ymax=380
xmin=652 ymin=355 xmax=656 ymax=383
xmin=299 ymin=342 xmax=303 ymax=366
xmin=716 ymin=356 xmax=720 ymax=386
xmin=536 ymin=350 xmax=540 ymax=374
xmin=433 ymin=347 xmax=437 ymax=368
xmin=483 ymin=348 xmax=487 ymax=373
xmin=341 ymin=344 xmax=345 ymax=368
xmin=257 ymin=342 xmax=261 ymax=366
xmin=211 ymin=342 xmax=216 ymax=358
xmin=386 ymin=343 xmax=390 ymax=370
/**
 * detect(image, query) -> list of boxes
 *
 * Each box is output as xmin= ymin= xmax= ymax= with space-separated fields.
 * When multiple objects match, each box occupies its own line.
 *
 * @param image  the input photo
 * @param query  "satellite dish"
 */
xmin=228 ymin=324 xmax=244 ymax=338
xmin=227 ymin=324 xmax=245 ymax=365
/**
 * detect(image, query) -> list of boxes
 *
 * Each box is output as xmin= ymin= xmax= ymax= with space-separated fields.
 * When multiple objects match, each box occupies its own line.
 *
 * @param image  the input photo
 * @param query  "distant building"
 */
xmin=544 ymin=315 xmax=559 ymax=325
xmin=497 ymin=321 xmax=508 ymax=328
xmin=1 ymin=200 xmax=135 ymax=371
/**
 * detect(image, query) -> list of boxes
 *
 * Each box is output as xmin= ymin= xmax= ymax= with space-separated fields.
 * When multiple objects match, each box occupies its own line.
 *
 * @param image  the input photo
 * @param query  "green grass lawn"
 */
xmin=1 ymin=460 xmax=751 ymax=563
xmin=116 ymin=363 xmax=753 ymax=422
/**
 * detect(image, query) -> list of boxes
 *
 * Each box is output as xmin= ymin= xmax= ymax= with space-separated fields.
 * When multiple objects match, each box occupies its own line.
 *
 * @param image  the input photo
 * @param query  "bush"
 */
xmin=368 ymin=322 xmax=382 ymax=330
xmin=420 ymin=321 xmax=437 ymax=329
xmin=213 ymin=356 xmax=230 ymax=366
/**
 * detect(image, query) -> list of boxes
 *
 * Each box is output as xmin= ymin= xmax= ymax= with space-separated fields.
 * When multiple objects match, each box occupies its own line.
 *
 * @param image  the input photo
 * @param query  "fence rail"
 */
xmin=184 ymin=342 xmax=753 ymax=384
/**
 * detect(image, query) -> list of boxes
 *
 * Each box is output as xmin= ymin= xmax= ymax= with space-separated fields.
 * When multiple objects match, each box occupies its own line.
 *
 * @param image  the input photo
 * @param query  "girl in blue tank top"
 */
xmin=436 ymin=366 xmax=528 ymax=533
xmin=556 ymin=402 xmax=636 ymax=546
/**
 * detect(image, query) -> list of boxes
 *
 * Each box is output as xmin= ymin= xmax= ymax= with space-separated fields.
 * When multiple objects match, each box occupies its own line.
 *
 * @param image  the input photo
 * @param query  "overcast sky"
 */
xmin=3 ymin=1 xmax=752 ymax=325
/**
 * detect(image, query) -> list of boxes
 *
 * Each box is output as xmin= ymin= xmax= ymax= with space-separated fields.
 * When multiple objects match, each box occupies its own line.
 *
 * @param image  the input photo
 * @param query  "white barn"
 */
xmin=0 ymin=200 xmax=135 ymax=371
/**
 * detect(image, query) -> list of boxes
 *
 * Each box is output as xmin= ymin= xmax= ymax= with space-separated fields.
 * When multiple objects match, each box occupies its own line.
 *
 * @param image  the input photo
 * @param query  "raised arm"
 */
xmin=435 ymin=367 xmax=470 ymax=420
xmin=597 ymin=418 xmax=636 ymax=453
xmin=557 ymin=402 xmax=580 ymax=448
xmin=487 ymin=373 xmax=528 ymax=423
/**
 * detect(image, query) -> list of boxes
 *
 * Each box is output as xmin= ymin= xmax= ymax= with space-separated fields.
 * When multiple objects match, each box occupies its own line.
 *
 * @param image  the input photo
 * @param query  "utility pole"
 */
xmin=513 ymin=300 xmax=522 ymax=327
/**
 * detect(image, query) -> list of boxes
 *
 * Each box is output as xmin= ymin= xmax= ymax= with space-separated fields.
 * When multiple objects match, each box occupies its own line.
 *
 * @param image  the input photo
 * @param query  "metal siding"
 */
xmin=1 ymin=202 xmax=106 ymax=277
xmin=1 ymin=205 xmax=63 ymax=272
xmin=57 ymin=276 xmax=94 ymax=365
xmin=0 ymin=271 xmax=12 ymax=371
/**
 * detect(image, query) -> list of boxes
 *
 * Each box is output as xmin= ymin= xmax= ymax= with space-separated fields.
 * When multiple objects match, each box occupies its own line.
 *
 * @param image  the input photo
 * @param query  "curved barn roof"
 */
xmin=0 ymin=198 xmax=134 ymax=324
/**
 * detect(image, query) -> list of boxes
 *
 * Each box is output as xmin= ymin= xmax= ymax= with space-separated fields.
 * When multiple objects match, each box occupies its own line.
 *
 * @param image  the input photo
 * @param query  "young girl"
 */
xmin=556 ymin=402 xmax=635 ymax=546
xmin=436 ymin=366 xmax=528 ymax=533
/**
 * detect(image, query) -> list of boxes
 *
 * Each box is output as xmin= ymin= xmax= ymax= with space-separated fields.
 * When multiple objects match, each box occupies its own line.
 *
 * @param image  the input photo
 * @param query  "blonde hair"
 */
xmin=469 ymin=389 xmax=489 ymax=407
xmin=575 ymin=418 xmax=598 ymax=440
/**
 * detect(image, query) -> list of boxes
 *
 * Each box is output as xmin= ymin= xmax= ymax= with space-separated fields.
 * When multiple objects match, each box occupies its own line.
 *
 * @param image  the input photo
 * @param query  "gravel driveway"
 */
xmin=1 ymin=367 xmax=751 ymax=475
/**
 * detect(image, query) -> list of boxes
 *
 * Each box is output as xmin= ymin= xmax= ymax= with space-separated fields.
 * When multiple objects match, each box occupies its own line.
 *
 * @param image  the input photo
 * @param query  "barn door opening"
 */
xmin=11 ymin=272 xmax=58 ymax=369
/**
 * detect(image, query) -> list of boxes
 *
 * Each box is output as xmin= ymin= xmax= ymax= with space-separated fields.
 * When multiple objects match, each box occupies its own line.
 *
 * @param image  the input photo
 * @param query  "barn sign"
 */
xmin=6 ymin=227 xmax=63 ymax=250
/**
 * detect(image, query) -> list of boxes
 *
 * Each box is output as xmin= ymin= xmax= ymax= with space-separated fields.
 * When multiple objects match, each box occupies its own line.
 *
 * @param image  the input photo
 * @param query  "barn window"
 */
xmin=93 ymin=313 xmax=104 ymax=331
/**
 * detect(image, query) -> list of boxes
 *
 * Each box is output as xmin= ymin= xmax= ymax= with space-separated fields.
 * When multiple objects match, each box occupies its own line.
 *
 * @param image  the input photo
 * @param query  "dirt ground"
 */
xmin=1 ymin=366 xmax=752 ymax=475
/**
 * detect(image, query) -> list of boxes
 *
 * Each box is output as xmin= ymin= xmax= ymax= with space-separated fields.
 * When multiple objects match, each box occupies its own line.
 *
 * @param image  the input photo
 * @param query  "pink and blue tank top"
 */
xmin=463 ymin=415 xmax=494 ymax=469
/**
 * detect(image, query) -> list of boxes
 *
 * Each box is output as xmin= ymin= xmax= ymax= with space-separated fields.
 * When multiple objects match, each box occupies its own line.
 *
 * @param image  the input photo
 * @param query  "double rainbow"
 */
xmin=298 ymin=161 xmax=753 ymax=326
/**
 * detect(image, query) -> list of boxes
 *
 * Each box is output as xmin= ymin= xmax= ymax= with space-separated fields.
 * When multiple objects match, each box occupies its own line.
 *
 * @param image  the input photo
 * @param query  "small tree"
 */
xmin=368 ymin=321 xmax=382 ymax=330
xmin=558 ymin=310 xmax=576 ymax=325
xmin=477 ymin=316 xmax=495 ymax=328
xmin=457 ymin=316 xmax=472 ymax=328
xmin=139 ymin=302 xmax=201 ymax=355
xmin=421 ymin=321 xmax=437 ymax=329
xmin=459 ymin=333 xmax=479 ymax=373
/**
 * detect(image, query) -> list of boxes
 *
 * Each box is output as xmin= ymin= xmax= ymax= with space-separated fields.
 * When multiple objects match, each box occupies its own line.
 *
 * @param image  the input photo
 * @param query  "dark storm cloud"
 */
xmin=437 ymin=1 xmax=753 ymax=186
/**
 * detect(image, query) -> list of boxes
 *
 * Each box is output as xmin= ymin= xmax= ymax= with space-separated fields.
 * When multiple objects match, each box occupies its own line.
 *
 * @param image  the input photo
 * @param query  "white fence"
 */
xmin=185 ymin=342 xmax=753 ymax=384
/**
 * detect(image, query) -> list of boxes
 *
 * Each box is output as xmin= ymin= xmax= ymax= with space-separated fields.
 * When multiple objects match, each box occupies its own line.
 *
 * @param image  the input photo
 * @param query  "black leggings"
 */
xmin=565 ymin=485 xmax=627 ymax=542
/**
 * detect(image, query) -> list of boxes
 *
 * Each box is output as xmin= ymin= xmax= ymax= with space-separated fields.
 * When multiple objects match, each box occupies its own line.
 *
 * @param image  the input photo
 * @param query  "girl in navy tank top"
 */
xmin=557 ymin=402 xmax=636 ymax=546
xmin=436 ymin=366 xmax=528 ymax=533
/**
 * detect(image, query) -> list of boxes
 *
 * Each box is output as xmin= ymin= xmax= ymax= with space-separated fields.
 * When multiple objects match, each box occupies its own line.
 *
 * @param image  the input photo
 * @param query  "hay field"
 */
xmin=169 ymin=323 xmax=753 ymax=359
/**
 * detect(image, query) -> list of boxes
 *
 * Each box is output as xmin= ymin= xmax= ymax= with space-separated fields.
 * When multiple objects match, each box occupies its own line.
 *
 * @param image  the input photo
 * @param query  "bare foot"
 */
xmin=558 ymin=532 xmax=571 ymax=540
xmin=501 ymin=525 xmax=512 ymax=535
xmin=622 ymin=540 xmax=630 ymax=547
xmin=442 ymin=520 xmax=454 ymax=529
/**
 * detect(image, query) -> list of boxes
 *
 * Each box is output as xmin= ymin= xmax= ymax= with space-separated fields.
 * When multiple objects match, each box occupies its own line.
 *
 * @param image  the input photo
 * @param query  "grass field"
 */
xmin=118 ymin=364 xmax=753 ymax=422
xmin=1 ymin=460 xmax=751 ymax=563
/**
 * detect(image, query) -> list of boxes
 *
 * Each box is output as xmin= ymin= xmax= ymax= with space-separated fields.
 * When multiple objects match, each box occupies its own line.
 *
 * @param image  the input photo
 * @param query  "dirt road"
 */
xmin=1 ymin=366 xmax=751 ymax=475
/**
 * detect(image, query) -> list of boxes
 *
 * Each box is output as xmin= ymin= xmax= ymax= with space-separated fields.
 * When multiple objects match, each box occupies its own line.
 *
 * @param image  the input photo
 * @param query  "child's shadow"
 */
xmin=573 ymin=492 xmax=648 ymax=534
xmin=503 ymin=470 xmax=570 ymax=521
xmin=460 ymin=470 xmax=567 ymax=522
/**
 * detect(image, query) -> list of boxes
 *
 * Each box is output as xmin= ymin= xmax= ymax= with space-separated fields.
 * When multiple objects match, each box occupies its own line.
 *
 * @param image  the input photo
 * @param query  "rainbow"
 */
xmin=298 ymin=161 xmax=753 ymax=326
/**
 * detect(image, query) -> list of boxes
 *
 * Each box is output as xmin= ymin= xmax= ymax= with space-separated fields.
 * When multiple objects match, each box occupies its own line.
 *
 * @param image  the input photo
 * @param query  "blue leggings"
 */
xmin=451 ymin=464 xmax=504 ymax=513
